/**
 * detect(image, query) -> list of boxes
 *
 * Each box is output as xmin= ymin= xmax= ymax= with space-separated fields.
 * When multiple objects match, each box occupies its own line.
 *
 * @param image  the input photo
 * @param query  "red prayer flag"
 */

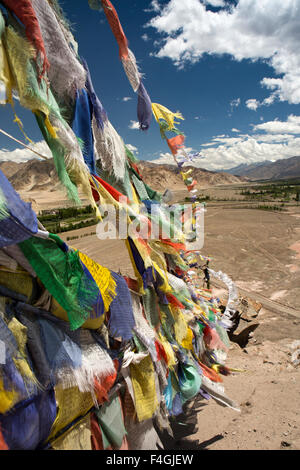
xmin=101 ymin=0 xmax=129 ymax=59
xmin=167 ymin=134 xmax=185 ymax=155
xmin=91 ymin=174 xmax=129 ymax=203
xmin=0 ymin=428 xmax=8 ymax=450
xmin=2 ymin=0 xmax=50 ymax=79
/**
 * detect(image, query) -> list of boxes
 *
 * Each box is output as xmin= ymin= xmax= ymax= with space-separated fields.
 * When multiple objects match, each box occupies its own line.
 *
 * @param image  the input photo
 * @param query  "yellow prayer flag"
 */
xmin=152 ymin=103 xmax=184 ymax=131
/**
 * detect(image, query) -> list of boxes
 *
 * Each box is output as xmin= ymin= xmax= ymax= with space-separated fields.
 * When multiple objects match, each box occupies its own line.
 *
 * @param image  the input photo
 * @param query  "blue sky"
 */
xmin=1 ymin=0 xmax=300 ymax=170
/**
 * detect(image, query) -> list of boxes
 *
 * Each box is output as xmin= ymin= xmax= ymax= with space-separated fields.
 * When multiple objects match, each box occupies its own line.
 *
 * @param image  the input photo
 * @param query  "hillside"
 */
xmin=0 ymin=158 xmax=245 ymax=193
xmin=138 ymin=160 xmax=245 ymax=190
xmin=0 ymin=160 xmax=25 ymax=179
xmin=0 ymin=159 xmax=60 ymax=191
xmin=223 ymin=156 xmax=300 ymax=181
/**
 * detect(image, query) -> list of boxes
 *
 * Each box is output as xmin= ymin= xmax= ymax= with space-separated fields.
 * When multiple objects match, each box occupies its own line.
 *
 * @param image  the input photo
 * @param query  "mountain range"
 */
xmin=138 ymin=161 xmax=244 ymax=190
xmin=2 ymin=155 xmax=300 ymax=197
xmin=0 ymin=158 xmax=245 ymax=194
xmin=221 ymin=155 xmax=300 ymax=181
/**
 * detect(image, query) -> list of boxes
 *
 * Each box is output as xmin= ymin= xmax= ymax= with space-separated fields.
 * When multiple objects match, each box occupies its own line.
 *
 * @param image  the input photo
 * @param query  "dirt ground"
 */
xmin=27 ymin=183 xmax=300 ymax=451
xmin=160 ymin=301 xmax=300 ymax=451
xmin=203 ymin=205 xmax=300 ymax=311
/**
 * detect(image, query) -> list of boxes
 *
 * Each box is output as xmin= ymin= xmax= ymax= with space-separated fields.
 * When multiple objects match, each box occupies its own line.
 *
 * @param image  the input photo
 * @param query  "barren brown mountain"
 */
xmin=133 ymin=161 xmax=244 ymax=190
xmin=0 ymin=158 xmax=245 ymax=192
xmin=0 ymin=160 xmax=24 ymax=179
xmin=223 ymin=155 xmax=300 ymax=181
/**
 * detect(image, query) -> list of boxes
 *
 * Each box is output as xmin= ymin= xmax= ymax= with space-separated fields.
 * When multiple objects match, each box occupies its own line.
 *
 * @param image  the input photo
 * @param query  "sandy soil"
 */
xmin=202 ymin=206 xmax=300 ymax=311
xmin=156 ymin=296 xmax=300 ymax=451
xmin=21 ymin=189 xmax=90 ymax=212
xmin=290 ymin=241 xmax=300 ymax=260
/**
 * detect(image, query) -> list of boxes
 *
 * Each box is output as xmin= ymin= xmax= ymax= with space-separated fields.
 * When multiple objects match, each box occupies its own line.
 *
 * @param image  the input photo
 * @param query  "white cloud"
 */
xmin=198 ymin=116 xmax=300 ymax=170
xmin=253 ymin=115 xmax=300 ymax=134
xmin=0 ymin=141 xmax=51 ymax=163
xmin=128 ymin=120 xmax=140 ymax=130
xmin=232 ymin=128 xmax=240 ymax=133
xmin=122 ymin=96 xmax=132 ymax=102
xmin=198 ymin=136 xmax=300 ymax=170
xmin=0 ymin=82 xmax=19 ymax=103
xmin=151 ymin=152 xmax=177 ymax=165
xmin=230 ymin=98 xmax=240 ymax=109
xmin=212 ymin=136 xmax=245 ymax=145
xmin=148 ymin=121 xmax=300 ymax=170
xmin=148 ymin=0 xmax=300 ymax=105
xmin=126 ymin=143 xmax=139 ymax=154
xmin=201 ymin=142 xmax=218 ymax=147
xmin=142 ymin=33 xmax=150 ymax=42
xmin=144 ymin=1 xmax=161 ymax=13
xmin=246 ymin=95 xmax=276 ymax=110
xmin=246 ymin=98 xmax=260 ymax=111
xmin=252 ymin=133 xmax=295 ymax=143
xmin=229 ymin=98 xmax=240 ymax=115
xmin=195 ymin=116 xmax=199 ymax=120
xmin=204 ymin=0 xmax=225 ymax=6
xmin=0 ymin=82 xmax=6 ymax=103
xmin=150 ymin=116 xmax=300 ymax=171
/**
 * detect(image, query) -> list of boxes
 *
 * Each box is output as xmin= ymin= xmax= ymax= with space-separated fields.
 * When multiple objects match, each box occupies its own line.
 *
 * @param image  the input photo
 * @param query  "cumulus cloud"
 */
xmin=151 ymin=147 xmax=196 ymax=166
xmin=199 ymin=136 xmax=300 ymax=170
xmin=246 ymin=99 xmax=260 ymax=111
xmin=141 ymin=33 xmax=150 ymax=42
xmin=212 ymin=136 xmax=245 ymax=145
xmin=151 ymin=152 xmax=176 ymax=165
xmin=0 ymin=81 xmax=19 ymax=103
xmin=252 ymin=133 xmax=295 ymax=143
xmin=147 ymin=0 xmax=300 ymax=105
xmin=122 ymin=96 xmax=132 ymax=102
xmin=253 ymin=115 xmax=300 ymax=134
xmin=126 ymin=143 xmax=139 ymax=154
xmin=197 ymin=115 xmax=300 ymax=170
xmin=149 ymin=115 xmax=300 ymax=171
xmin=0 ymin=141 xmax=51 ymax=163
xmin=204 ymin=0 xmax=225 ymax=6
xmin=230 ymin=98 xmax=240 ymax=109
xmin=246 ymin=95 xmax=277 ymax=110
xmin=0 ymin=82 xmax=6 ymax=103
xmin=229 ymin=98 xmax=240 ymax=115
xmin=232 ymin=128 xmax=240 ymax=133
xmin=128 ymin=120 xmax=140 ymax=130
xmin=144 ymin=0 xmax=161 ymax=13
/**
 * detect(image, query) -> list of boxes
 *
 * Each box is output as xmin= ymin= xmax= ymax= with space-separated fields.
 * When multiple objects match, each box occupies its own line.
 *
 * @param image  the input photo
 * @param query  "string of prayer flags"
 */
xmin=96 ymin=0 xmax=152 ymax=131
